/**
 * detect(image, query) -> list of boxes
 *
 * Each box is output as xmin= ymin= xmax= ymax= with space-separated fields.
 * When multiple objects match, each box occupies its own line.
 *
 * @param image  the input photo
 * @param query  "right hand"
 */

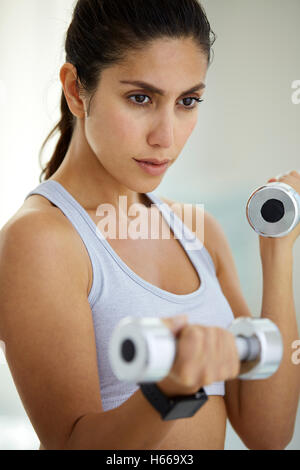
xmin=156 ymin=315 xmax=241 ymax=397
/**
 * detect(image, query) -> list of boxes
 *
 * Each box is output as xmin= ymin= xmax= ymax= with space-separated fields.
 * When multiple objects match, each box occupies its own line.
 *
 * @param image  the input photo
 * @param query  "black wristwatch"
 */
xmin=139 ymin=383 xmax=208 ymax=421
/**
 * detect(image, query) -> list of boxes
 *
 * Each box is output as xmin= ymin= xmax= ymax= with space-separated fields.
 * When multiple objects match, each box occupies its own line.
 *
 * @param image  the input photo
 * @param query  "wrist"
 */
xmin=157 ymin=375 xmax=201 ymax=398
xmin=259 ymin=236 xmax=293 ymax=260
xmin=156 ymin=376 xmax=189 ymax=398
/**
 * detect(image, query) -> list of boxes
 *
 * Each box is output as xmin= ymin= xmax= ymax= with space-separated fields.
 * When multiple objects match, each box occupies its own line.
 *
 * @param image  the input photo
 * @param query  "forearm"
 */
xmin=63 ymin=388 xmax=177 ymax=450
xmin=238 ymin=239 xmax=300 ymax=449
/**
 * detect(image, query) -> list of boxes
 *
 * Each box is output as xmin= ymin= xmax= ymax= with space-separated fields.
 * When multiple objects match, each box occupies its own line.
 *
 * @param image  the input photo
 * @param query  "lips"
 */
xmin=134 ymin=158 xmax=170 ymax=165
xmin=134 ymin=159 xmax=170 ymax=176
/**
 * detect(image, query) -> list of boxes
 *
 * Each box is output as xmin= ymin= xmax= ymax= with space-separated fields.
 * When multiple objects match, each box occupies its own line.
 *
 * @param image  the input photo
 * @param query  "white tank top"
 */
xmin=25 ymin=180 xmax=235 ymax=411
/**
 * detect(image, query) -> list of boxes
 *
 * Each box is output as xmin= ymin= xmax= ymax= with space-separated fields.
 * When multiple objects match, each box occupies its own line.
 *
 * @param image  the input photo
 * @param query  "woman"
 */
xmin=0 ymin=0 xmax=299 ymax=450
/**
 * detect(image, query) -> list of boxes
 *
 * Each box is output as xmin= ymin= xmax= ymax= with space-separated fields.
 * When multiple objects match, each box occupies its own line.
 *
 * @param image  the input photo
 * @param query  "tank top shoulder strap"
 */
xmin=146 ymin=191 xmax=204 ymax=250
xmin=146 ymin=192 xmax=216 ymax=276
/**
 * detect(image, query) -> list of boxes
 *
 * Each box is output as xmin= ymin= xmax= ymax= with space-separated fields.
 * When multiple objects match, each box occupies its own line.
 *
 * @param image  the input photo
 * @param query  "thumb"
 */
xmin=161 ymin=314 xmax=189 ymax=336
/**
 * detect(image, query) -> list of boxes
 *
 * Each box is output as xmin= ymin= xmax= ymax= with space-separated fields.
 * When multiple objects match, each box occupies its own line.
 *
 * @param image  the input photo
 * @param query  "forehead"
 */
xmin=109 ymin=38 xmax=208 ymax=91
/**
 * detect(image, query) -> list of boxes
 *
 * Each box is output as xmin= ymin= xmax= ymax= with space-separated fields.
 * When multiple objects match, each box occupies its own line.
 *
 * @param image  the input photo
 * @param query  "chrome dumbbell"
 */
xmin=246 ymin=181 xmax=300 ymax=238
xmin=108 ymin=316 xmax=283 ymax=383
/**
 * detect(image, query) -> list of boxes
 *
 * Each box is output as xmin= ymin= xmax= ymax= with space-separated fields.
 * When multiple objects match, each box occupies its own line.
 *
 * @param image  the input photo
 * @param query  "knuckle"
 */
xmin=214 ymin=328 xmax=225 ymax=347
xmin=206 ymin=327 xmax=223 ymax=358
xmin=180 ymin=326 xmax=205 ymax=357
xmin=176 ymin=326 xmax=242 ymax=387
xmin=183 ymin=325 xmax=204 ymax=341
xmin=200 ymin=326 xmax=213 ymax=349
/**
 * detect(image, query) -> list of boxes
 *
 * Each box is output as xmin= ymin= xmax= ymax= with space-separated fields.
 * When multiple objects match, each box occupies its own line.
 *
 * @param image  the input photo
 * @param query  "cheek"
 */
xmin=177 ymin=119 xmax=197 ymax=145
xmin=100 ymin=108 xmax=142 ymax=150
xmin=85 ymin=107 xmax=141 ymax=155
xmin=108 ymin=110 xmax=140 ymax=142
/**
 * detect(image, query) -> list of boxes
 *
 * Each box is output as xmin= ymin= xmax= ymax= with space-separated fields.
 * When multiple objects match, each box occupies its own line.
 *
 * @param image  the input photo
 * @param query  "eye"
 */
xmin=180 ymin=97 xmax=203 ymax=109
xmin=127 ymin=94 xmax=203 ymax=110
xmin=128 ymin=95 xmax=151 ymax=106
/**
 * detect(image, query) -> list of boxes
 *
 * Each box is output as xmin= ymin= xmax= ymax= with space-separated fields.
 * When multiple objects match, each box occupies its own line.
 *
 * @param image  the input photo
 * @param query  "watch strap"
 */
xmin=139 ymin=383 xmax=208 ymax=421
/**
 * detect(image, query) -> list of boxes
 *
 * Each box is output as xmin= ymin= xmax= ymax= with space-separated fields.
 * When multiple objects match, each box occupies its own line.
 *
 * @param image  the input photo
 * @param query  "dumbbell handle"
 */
xmin=122 ymin=333 xmax=260 ymax=364
xmin=235 ymin=335 xmax=261 ymax=361
xmin=109 ymin=317 xmax=283 ymax=383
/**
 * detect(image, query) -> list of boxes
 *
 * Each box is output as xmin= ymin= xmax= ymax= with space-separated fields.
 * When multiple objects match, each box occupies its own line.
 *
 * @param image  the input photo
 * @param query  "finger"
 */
xmin=274 ymin=170 xmax=300 ymax=180
xmin=161 ymin=315 xmax=189 ymax=336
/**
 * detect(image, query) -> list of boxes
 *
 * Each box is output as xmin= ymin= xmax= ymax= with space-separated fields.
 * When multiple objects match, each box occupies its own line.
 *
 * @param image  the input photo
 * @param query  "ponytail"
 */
xmin=39 ymin=91 xmax=75 ymax=182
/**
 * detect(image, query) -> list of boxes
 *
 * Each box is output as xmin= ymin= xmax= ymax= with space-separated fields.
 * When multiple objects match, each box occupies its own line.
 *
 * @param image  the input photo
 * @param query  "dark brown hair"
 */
xmin=39 ymin=0 xmax=216 ymax=182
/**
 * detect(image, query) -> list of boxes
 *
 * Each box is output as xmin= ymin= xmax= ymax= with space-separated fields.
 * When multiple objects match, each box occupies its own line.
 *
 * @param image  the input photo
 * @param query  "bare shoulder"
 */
xmin=1 ymin=202 xmax=66 ymax=252
xmin=159 ymin=196 xmax=220 ymax=275
xmin=0 ymin=204 xmax=90 ymax=297
xmin=1 ymin=194 xmax=64 ymax=235
xmin=4 ymin=192 xmax=89 ymax=272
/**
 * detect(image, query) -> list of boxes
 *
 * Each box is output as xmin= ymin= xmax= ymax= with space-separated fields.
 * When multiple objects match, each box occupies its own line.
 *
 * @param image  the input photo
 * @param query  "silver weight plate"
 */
xmin=246 ymin=182 xmax=300 ymax=238
xmin=229 ymin=317 xmax=283 ymax=380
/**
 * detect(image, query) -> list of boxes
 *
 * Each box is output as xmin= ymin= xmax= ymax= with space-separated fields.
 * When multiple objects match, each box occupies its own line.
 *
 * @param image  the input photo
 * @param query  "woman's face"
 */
xmin=82 ymin=37 xmax=208 ymax=194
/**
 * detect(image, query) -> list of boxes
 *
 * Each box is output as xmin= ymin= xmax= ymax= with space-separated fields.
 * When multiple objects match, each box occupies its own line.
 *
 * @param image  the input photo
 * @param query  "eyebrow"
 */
xmin=119 ymin=80 xmax=206 ymax=96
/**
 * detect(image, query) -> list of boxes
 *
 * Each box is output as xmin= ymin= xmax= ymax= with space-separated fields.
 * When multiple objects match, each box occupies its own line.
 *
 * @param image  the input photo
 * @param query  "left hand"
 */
xmin=261 ymin=170 xmax=300 ymax=248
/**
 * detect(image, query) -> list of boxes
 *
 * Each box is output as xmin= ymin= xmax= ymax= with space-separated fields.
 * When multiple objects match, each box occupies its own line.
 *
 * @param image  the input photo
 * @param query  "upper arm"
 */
xmin=206 ymin=212 xmax=252 ymax=319
xmin=0 ymin=212 xmax=103 ymax=450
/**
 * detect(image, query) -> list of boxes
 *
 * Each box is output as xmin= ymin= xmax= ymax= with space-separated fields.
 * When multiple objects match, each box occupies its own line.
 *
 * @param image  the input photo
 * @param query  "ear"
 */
xmin=59 ymin=63 xmax=86 ymax=119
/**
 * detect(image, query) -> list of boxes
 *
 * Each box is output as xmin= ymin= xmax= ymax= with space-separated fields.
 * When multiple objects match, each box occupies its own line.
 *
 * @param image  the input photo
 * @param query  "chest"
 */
xmin=109 ymin=236 xmax=201 ymax=295
xmin=86 ymin=208 xmax=204 ymax=296
xmin=23 ymin=195 xmax=217 ymax=297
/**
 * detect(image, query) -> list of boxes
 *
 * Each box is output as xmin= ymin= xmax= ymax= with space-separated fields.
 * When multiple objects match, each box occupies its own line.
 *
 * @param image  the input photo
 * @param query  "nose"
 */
xmin=147 ymin=111 xmax=175 ymax=148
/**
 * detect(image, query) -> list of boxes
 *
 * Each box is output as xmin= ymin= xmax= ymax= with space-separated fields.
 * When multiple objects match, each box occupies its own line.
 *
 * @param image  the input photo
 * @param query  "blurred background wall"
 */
xmin=0 ymin=0 xmax=299 ymax=450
